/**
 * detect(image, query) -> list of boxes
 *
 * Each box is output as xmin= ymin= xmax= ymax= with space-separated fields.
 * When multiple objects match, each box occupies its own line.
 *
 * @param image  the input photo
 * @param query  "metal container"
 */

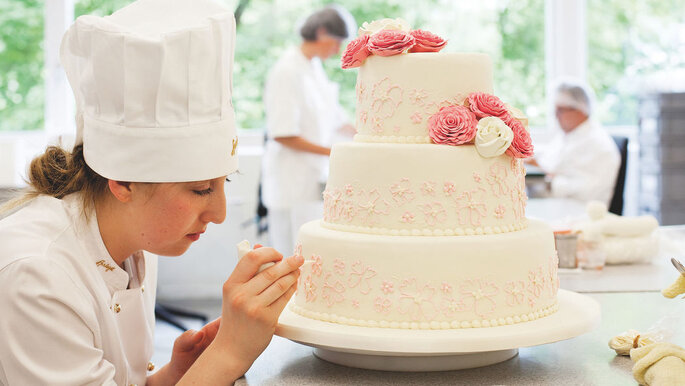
xmin=554 ymin=232 xmax=578 ymax=268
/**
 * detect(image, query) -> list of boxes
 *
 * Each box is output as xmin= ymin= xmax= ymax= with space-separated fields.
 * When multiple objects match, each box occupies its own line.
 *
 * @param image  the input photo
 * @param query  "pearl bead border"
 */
xmin=290 ymin=300 xmax=559 ymax=330
xmin=321 ymin=219 xmax=528 ymax=236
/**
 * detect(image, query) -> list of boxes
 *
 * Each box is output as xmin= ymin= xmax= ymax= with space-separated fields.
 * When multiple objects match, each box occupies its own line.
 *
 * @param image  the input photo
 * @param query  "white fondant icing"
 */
xmin=324 ymin=143 xmax=527 ymax=234
xmin=294 ymin=220 xmax=558 ymax=328
xmin=356 ymin=53 xmax=493 ymax=140
xmin=353 ymin=134 xmax=432 ymax=143
xmin=289 ymin=301 xmax=559 ymax=330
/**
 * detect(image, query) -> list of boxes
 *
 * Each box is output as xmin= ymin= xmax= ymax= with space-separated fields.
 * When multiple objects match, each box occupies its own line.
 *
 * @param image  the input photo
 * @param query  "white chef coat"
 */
xmin=535 ymin=119 xmax=621 ymax=205
xmin=261 ymin=46 xmax=348 ymax=210
xmin=0 ymin=194 xmax=157 ymax=386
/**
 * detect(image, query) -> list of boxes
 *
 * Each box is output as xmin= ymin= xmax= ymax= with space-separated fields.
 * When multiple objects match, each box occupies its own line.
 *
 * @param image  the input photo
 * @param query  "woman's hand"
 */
xmin=164 ymin=318 xmax=222 ymax=383
xmin=214 ymin=246 xmax=303 ymax=373
xmin=174 ymin=246 xmax=303 ymax=385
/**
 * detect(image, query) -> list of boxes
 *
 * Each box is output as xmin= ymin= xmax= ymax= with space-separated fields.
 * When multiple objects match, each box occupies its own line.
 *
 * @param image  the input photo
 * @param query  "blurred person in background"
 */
xmin=261 ymin=5 xmax=355 ymax=255
xmin=528 ymin=79 xmax=620 ymax=205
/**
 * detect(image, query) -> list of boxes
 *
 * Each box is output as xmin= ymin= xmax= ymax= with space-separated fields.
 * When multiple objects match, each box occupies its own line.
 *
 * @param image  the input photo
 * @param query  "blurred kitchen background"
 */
xmin=1 ymin=0 xmax=684 ymax=303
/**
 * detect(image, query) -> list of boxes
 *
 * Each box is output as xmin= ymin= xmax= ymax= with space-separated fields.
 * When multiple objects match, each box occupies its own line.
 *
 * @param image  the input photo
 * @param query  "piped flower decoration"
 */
xmin=367 ymin=30 xmax=416 ymax=57
xmin=427 ymin=105 xmax=478 ymax=145
xmin=504 ymin=118 xmax=534 ymax=159
xmin=341 ymin=35 xmax=371 ymax=69
xmin=474 ymin=116 xmax=514 ymax=158
xmin=409 ymin=29 xmax=447 ymax=52
xmin=341 ymin=18 xmax=447 ymax=68
xmin=422 ymin=91 xmax=533 ymax=159
xmin=467 ymin=92 xmax=511 ymax=120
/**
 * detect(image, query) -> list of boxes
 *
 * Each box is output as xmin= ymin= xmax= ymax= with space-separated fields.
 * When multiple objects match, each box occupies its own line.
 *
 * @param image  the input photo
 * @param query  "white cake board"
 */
xmin=276 ymin=289 xmax=600 ymax=372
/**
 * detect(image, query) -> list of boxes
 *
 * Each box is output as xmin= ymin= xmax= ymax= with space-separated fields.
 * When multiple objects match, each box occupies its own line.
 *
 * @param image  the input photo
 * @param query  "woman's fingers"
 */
xmin=199 ymin=317 xmax=221 ymax=342
xmin=173 ymin=329 xmax=204 ymax=353
xmin=268 ymin=285 xmax=298 ymax=315
xmin=229 ymin=247 xmax=284 ymax=283
xmin=245 ymin=254 xmax=304 ymax=295
xmin=257 ymin=269 xmax=300 ymax=306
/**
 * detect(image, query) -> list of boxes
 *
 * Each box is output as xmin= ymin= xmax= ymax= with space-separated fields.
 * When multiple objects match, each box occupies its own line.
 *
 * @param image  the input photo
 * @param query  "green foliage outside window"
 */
xmin=588 ymin=0 xmax=685 ymax=125
xmin=3 ymin=0 xmax=681 ymax=132
xmin=0 ymin=0 xmax=43 ymax=132
xmin=234 ymin=0 xmax=546 ymax=129
xmin=0 ymin=0 xmax=545 ymax=132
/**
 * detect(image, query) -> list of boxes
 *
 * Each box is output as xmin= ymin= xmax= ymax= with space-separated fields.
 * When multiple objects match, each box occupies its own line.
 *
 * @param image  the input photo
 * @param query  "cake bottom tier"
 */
xmin=293 ymin=219 xmax=559 ymax=330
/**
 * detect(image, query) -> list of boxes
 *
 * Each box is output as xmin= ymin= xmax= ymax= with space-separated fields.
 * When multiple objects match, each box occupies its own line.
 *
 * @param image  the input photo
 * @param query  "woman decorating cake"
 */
xmin=0 ymin=0 xmax=303 ymax=384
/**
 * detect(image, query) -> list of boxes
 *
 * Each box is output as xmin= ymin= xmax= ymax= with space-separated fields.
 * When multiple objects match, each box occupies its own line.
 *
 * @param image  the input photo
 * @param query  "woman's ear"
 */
xmin=107 ymin=180 xmax=133 ymax=203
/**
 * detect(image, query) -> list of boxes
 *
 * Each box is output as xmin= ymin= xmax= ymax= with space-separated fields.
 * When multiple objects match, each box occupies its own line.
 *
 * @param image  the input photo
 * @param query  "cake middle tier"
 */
xmin=323 ymin=142 xmax=528 ymax=235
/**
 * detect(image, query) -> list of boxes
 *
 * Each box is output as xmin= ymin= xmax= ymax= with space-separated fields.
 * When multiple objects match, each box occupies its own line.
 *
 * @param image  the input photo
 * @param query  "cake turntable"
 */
xmin=275 ymin=289 xmax=600 ymax=371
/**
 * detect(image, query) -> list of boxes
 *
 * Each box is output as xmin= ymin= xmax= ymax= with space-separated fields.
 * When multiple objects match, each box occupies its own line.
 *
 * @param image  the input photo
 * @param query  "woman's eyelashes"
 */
xmin=193 ymin=187 xmax=213 ymax=196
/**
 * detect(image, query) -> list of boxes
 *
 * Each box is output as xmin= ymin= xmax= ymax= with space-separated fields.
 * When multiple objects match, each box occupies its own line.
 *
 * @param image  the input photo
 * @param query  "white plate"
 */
xmin=275 ymin=289 xmax=600 ymax=371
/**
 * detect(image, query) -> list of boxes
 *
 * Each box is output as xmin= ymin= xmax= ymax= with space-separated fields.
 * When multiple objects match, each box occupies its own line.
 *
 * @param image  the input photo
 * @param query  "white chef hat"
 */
xmin=554 ymin=78 xmax=595 ymax=117
xmin=60 ymin=0 xmax=238 ymax=182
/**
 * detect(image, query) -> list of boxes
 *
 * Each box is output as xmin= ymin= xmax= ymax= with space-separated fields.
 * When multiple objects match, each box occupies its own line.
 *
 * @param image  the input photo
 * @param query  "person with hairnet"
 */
xmin=529 ymin=80 xmax=620 ymax=205
xmin=261 ymin=5 xmax=355 ymax=255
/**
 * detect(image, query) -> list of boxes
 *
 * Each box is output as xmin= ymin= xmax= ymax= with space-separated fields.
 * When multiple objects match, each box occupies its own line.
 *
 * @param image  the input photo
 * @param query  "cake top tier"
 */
xmin=354 ymin=53 xmax=494 ymax=142
xmin=342 ymin=18 xmax=533 ymax=159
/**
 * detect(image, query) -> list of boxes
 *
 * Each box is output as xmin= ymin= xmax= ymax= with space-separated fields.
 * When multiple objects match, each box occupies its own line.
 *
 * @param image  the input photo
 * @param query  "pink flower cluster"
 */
xmin=342 ymin=29 xmax=447 ymax=69
xmin=427 ymin=92 xmax=534 ymax=158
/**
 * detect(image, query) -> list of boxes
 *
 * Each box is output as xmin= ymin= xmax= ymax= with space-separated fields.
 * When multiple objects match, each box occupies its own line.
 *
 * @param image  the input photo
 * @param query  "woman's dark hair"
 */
xmin=0 ymin=144 xmax=108 ymax=217
xmin=299 ymin=6 xmax=350 ymax=41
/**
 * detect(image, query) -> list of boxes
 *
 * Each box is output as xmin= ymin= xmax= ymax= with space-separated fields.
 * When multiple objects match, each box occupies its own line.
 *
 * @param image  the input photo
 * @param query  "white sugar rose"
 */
xmin=475 ymin=116 xmax=514 ymax=158
xmin=359 ymin=18 xmax=411 ymax=36
xmin=505 ymin=103 xmax=529 ymax=130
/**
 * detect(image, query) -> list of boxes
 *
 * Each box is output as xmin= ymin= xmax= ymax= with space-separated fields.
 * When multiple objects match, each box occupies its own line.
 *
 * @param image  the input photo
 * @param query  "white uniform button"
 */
xmin=141 ymin=285 xmax=145 ymax=293
xmin=147 ymin=362 xmax=155 ymax=371
xmin=113 ymin=303 xmax=121 ymax=313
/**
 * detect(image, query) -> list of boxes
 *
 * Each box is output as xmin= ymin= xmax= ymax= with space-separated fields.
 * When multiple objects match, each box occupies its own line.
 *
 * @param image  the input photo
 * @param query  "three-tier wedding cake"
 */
xmin=292 ymin=19 xmax=558 ymax=330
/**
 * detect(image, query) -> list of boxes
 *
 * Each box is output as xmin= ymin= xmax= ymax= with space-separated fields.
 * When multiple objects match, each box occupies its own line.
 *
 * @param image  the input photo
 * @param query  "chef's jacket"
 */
xmin=261 ymin=47 xmax=348 ymax=210
xmin=535 ymin=119 xmax=621 ymax=205
xmin=0 ymin=194 xmax=157 ymax=386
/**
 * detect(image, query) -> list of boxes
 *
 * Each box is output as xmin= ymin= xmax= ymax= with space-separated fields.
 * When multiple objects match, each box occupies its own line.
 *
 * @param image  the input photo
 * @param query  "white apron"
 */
xmin=0 ymin=194 xmax=157 ymax=386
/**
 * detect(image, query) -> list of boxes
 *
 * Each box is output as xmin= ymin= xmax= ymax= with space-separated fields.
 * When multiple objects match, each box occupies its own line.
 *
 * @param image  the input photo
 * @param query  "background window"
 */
xmin=0 ymin=0 xmax=44 ymax=132
xmin=230 ymin=0 xmax=545 ymax=129
xmin=588 ymin=0 xmax=685 ymax=126
xmin=0 ymin=0 xmax=547 ymax=132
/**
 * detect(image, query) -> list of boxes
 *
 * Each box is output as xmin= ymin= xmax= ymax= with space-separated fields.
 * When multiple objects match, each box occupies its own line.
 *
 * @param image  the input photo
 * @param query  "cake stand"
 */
xmin=275 ymin=289 xmax=600 ymax=371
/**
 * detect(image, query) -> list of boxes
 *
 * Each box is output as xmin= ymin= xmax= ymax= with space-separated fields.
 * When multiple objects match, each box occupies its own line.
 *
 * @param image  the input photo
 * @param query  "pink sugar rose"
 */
xmin=367 ymin=30 xmax=416 ymax=57
xmin=341 ymin=35 xmax=371 ymax=69
xmin=427 ymin=105 xmax=478 ymax=146
xmin=467 ymin=92 xmax=512 ymax=120
xmin=409 ymin=29 xmax=447 ymax=52
xmin=505 ymin=118 xmax=534 ymax=158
